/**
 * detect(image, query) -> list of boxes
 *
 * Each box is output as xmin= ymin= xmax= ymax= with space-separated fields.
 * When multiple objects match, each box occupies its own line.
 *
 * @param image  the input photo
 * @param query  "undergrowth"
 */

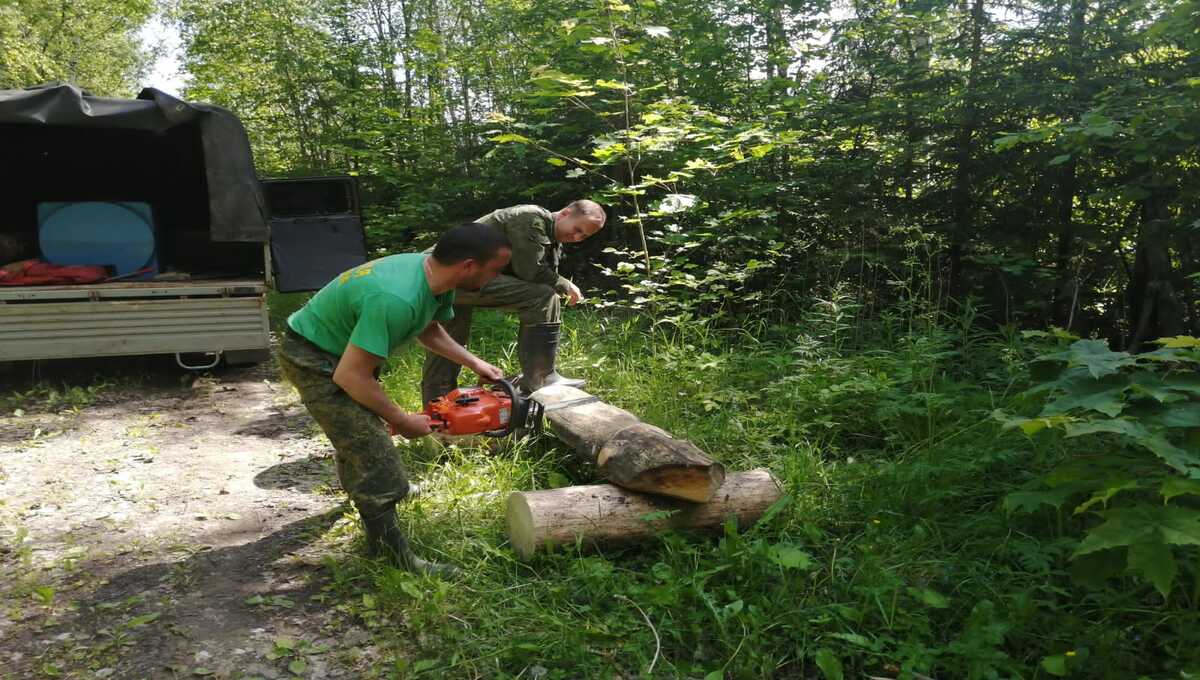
xmin=277 ymin=290 xmax=1200 ymax=679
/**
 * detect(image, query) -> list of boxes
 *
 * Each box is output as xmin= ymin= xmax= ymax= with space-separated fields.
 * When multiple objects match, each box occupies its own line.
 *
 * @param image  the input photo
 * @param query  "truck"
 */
xmin=0 ymin=84 xmax=367 ymax=368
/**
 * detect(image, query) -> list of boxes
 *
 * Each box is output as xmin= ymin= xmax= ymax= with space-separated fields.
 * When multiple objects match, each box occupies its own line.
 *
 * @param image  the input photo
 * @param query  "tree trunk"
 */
xmin=533 ymin=384 xmax=726 ymax=502
xmin=947 ymin=0 xmax=985 ymax=297
xmin=1051 ymin=0 xmax=1088 ymax=325
xmin=1128 ymin=192 xmax=1185 ymax=351
xmin=505 ymin=469 xmax=782 ymax=559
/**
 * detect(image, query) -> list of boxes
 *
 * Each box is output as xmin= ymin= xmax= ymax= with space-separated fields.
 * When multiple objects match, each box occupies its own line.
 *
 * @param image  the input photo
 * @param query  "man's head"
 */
xmin=432 ymin=222 xmax=512 ymax=291
xmin=553 ymin=200 xmax=606 ymax=244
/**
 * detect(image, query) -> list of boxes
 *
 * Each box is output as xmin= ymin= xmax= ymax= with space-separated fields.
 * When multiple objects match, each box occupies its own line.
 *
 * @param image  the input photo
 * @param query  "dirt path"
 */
xmin=0 ymin=359 xmax=381 ymax=679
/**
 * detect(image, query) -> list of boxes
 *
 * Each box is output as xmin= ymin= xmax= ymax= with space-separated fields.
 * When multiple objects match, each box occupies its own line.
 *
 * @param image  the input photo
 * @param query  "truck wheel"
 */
xmin=223 ymin=348 xmax=271 ymax=367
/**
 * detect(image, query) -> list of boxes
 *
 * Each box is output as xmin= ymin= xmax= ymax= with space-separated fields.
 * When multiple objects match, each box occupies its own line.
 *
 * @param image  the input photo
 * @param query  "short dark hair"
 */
xmin=432 ymin=222 xmax=511 ymax=265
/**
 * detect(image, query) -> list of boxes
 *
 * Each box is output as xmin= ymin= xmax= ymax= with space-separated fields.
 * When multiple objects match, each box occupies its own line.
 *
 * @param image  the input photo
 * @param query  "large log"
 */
xmin=532 ymin=384 xmax=726 ymax=502
xmin=505 ymin=469 xmax=782 ymax=559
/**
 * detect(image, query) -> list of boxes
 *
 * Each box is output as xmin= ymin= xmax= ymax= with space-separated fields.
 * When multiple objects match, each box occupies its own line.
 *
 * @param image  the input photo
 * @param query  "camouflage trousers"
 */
xmin=420 ymin=273 xmax=560 ymax=403
xmin=276 ymin=330 xmax=410 ymax=510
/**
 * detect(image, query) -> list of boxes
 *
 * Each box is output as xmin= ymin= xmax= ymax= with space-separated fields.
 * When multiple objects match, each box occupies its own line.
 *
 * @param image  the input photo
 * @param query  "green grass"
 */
xmin=267 ymin=294 xmax=1199 ymax=679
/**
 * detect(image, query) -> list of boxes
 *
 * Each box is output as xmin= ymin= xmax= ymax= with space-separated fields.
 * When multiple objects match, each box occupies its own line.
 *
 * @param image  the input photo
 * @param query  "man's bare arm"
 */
xmin=332 ymin=343 xmax=430 ymax=438
xmin=417 ymin=322 xmax=503 ymax=383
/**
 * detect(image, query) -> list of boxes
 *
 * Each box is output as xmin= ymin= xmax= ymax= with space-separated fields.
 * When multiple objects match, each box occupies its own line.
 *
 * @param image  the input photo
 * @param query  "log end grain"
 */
xmin=505 ymin=491 xmax=537 ymax=560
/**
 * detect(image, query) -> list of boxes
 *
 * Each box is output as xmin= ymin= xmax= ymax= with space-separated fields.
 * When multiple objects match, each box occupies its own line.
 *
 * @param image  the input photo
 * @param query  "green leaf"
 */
xmin=489 ymin=133 xmax=532 ymax=145
xmin=1161 ymin=478 xmax=1200 ymax=503
xmin=769 ymin=544 xmax=813 ymax=570
xmin=1004 ymin=486 xmax=1080 ymax=513
xmin=413 ymin=659 xmax=438 ymax=672
xmin=906 ymin=587 xmax=950 ymax=609
xmin=1072 ymin=478 xmax=1139 ymax=514
xmin=1152 ymin=403 xmax=1200 ymax=428
xmin=644 ymin=26 xmax=671 ymax=38
xmin=1128 ymin=541 xmax=1177 ymax=597
xmin=703 ymin=672 xmax=723 ymax=680
xmin=594 ymin=79 xmax=630 ymax=90
xmin=128 ymin=612 xmax=160 ymax=627
xmin=1155 ymin=336 xmax=1200 ymax=349
xmin=749 ymin=143 xmax=774 ymax=158
xmin=829 ymin=632 xmax=876 ymax=649
xmin=1164 ymin=374 xmax=1200 ymax=397
xmin=1135 ymin=435 xmax=1200 ymax=477
xmin=288 ymin=658 xmax=307 ymax=675
xmin=274 ymin=636 xmax=295 ymax=650
xmin=400 ymin=579 xmax=423 ymax=600
xmin=1064 ymin=418 xmax=1146 ymax=439
xmin=814 ymin=648 xmax=843 ymax=680
xmin=1129 ymin=372 xmax=1188 ymax=403
xmin=1073 ymin=505 xmax=1200 ymax=557
xmin=755 ymin=494 xmax=793 ymax=526
xmin=546 ymin=157 xmax=567 ymax=167
xmin=565 ymin=168 xmax=586 ymax=178
xmin=1048 ymin=154 xmax=1072 ymax=166
xmin=1042 ymin=655 xmax=1068 ymax=676
xmin=1041 ymin=340 xmax=1135 ymax=379
xmin=1009 ymin=415 xmax=1072 ymax=435
xmin=1034 ymin=368 xmax=1129 ymax=417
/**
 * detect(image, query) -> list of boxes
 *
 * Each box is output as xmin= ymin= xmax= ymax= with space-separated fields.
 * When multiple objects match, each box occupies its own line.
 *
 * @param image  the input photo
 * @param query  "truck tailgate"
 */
xmin=0 ymin=296 xmax=270 ymax=361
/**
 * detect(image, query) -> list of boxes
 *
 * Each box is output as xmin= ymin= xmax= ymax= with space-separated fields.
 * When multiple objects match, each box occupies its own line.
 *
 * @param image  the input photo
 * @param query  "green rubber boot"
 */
xmin=517 ymin=322 xmax=586 ymax=393
xmin=359 ymin=504 xmax=460 ymax=578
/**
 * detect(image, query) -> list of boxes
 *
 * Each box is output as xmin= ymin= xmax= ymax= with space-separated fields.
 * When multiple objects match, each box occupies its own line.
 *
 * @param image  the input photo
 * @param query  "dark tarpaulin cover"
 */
xmin=0 ymin=83 xmax=268 ymax=242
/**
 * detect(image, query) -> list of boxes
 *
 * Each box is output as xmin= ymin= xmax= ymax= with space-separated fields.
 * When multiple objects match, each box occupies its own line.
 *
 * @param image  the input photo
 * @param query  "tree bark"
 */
xmin=505 ymin=469 xmax=782 ymax=559
xmin=1128 ymin=192 xmax=1185 ymax=351
xmin=947 ymin=0 xmax=985 ymax=297
xmin=1051 ymin=0 xmax=1088 ymax=325
xmin=533 ymin=384 xmax=726 ymax=502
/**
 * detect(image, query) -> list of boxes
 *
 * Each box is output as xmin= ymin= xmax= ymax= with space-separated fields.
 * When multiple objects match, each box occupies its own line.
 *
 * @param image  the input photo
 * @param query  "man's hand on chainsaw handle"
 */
xmin=386 ymin=413 xmax=433 ymax=438
xmin=334 ymin=342 xmax=432 ymax=439
xmin=469 ymin=359 xmax=504 ymax=384
xmin=419 ymin=321 xmax=504 ymax=385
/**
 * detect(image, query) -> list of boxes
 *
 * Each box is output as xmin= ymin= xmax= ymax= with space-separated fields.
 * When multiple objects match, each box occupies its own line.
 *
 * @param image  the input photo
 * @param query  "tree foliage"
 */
xmin=0 ymin=0 xmax=155 ymax=95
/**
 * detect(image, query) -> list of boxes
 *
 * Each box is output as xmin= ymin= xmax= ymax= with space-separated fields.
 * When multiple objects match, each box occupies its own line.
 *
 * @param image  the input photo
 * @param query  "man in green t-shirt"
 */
xmin=420 ymin=200 xmax=606 ymax=405
xmin=277 ymin=222 xmax=511 ymax=576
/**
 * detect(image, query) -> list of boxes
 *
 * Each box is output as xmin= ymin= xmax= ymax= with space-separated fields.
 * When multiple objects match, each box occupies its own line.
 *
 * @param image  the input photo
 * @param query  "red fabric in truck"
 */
xmin=0 ymin=259 xmax=108 ymax=285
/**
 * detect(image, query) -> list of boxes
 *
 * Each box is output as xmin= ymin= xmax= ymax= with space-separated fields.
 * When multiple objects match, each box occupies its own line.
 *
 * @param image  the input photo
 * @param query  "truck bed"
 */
xmin=0 ymin=277 xmax=267 ymax=302
xmin=0 ymin=278 xmax=271 ymax=361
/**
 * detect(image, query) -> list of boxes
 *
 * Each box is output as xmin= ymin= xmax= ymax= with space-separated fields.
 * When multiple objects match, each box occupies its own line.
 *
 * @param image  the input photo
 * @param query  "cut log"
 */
xmin=532 ymin=384 xmax=726 ymax=502
xmin=506 ymin=469 xmax=782 ymax=559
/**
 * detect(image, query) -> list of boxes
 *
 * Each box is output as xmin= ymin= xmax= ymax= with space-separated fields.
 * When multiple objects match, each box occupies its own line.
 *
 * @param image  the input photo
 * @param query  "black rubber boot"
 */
xmin=358 ymin=504 xmax=460 ymax=578
xmin=517 ymin=322 xmax=586 ymax=393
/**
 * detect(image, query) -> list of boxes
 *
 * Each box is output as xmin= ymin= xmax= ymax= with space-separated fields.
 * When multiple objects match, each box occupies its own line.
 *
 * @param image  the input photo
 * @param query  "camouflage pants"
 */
xmin=276 ymin=330 xmax=410 ymax=510
xmin=420 ymin=273 xmax=560 ymax=403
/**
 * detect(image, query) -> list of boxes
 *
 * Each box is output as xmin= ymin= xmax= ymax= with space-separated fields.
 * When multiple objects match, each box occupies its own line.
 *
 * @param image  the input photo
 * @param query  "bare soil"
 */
xmin=0 ymin=357 xmax=382 ymax=679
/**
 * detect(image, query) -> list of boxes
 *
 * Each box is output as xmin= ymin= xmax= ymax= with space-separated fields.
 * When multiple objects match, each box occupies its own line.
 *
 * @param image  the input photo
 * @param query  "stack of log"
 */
xmin=505 ymin=384 xmax=783 ymax=559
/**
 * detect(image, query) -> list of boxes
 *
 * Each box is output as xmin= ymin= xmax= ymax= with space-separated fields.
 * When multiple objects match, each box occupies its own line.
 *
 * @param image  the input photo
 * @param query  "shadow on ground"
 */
xmin=254 ymin=456 xmax=340 ymax=494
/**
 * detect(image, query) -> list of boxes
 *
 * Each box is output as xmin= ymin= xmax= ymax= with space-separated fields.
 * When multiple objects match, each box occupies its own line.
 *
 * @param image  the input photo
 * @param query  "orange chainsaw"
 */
xmin=424 ymin=379 xmax=601 ymax=437
xmin=424 ymin=379 xmax=544 ymax=437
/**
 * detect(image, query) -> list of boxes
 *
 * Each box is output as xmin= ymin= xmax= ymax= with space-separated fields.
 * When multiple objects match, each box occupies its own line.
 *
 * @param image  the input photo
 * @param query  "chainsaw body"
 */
xmin=424 ymin=379 xmax=542 ymax=437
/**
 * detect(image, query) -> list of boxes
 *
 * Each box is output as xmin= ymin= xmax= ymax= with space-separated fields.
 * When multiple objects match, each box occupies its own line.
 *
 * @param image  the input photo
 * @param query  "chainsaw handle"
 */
xmin=489 ymin=377 xmax=518 ymax=401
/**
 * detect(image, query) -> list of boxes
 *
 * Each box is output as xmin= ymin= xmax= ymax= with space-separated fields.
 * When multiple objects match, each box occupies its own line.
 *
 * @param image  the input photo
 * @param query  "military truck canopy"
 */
xmin=0 ymin=83 xmax=268 ymax=243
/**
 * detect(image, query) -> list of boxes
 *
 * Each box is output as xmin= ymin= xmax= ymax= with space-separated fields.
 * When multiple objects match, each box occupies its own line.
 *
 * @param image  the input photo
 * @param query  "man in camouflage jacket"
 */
xmin=420 ymin=200 xmax=606 ymax=404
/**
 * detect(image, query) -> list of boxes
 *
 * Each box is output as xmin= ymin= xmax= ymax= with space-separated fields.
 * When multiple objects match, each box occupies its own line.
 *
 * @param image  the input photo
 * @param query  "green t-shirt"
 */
xmin=287 ymin=253 xmax=455 ymax=358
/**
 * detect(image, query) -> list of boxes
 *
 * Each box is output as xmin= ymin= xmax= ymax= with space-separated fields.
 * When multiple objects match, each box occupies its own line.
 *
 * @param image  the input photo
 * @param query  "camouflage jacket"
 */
xmin=477 ymin=204 xmax=571 ymax=294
